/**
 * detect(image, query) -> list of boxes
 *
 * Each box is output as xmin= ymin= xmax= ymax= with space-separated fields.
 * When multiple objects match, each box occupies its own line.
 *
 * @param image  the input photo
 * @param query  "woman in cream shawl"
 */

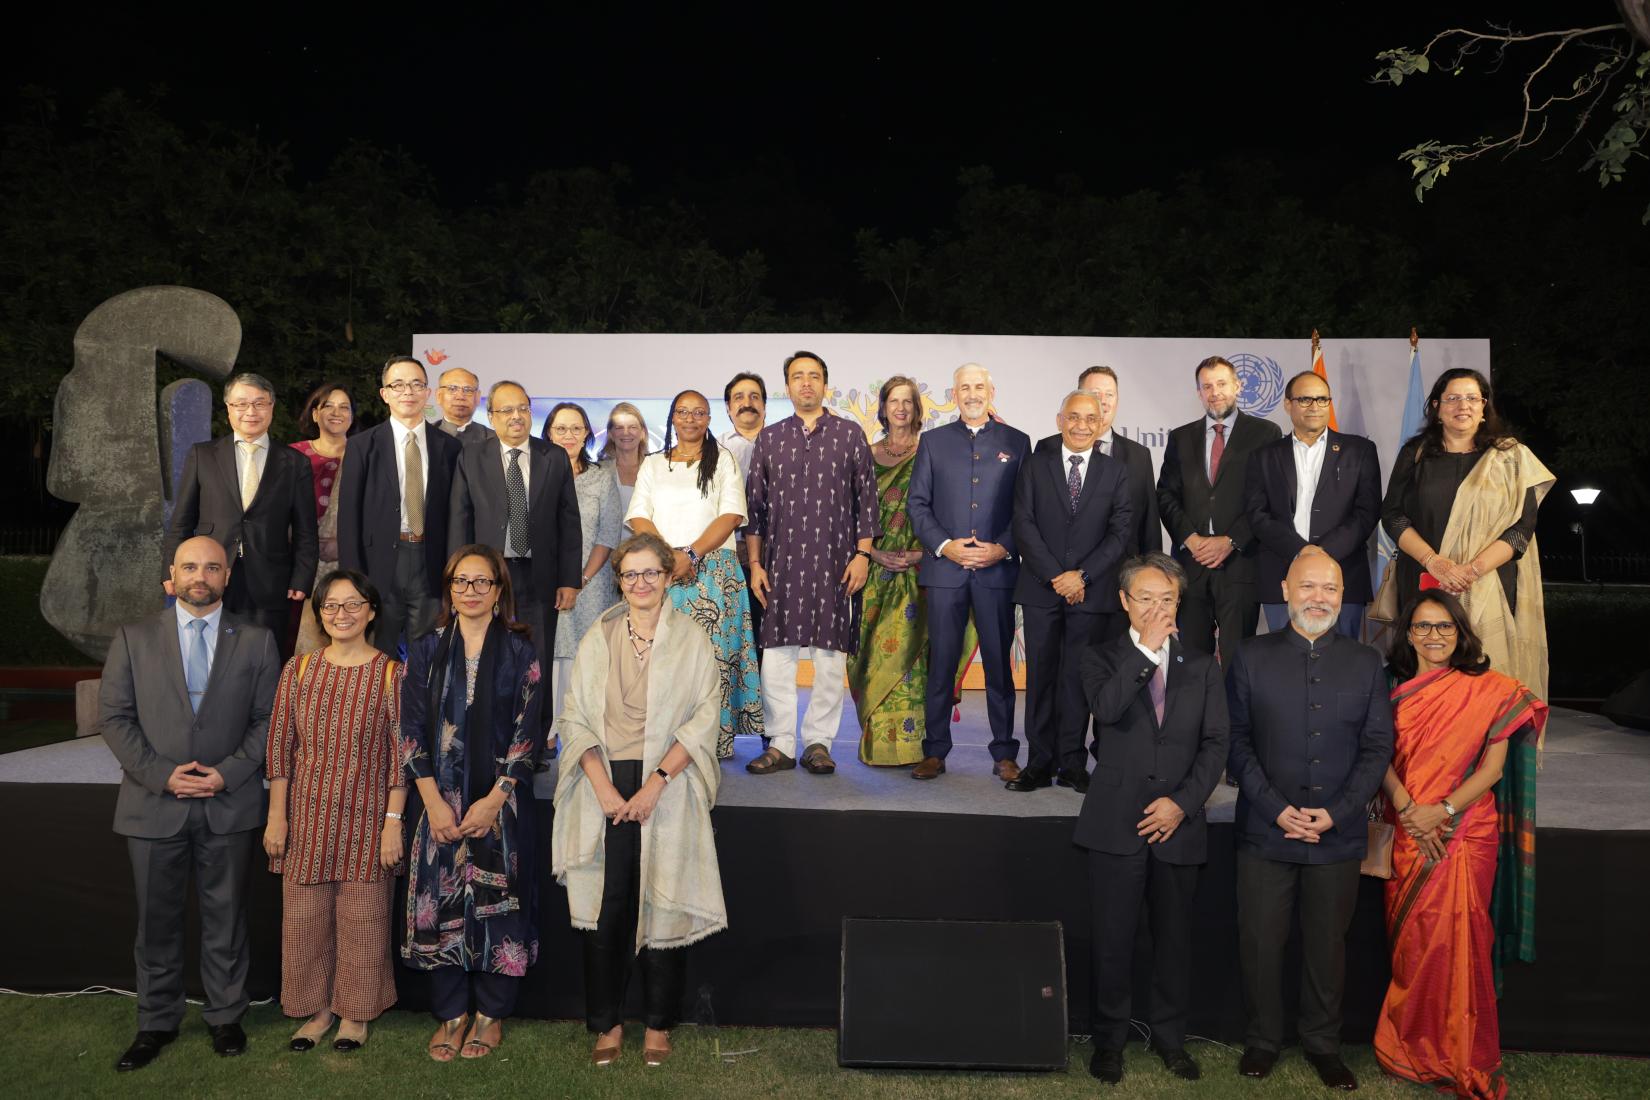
xmin=552 ymin=532 xmax=727 ymax=1069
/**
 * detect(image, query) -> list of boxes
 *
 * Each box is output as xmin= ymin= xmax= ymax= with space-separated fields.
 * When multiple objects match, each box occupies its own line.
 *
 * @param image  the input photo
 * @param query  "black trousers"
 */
xmin=1235 ymin=851 xmax=1361 ymax=1054
xmin=1088 ymin=848 xmax=1199 ymax=1051
xmin=1176 ymin=568 xmax=1256 ymax=670
xmin=923 ymin=580 xmax=1017 ymax=762
xmin=429 ymin=966 xmax=519 ymax=1020
xmin=374 ymin=540 xmax=440 ymax=658
xmin=223 ymin=570 xmax=295 ymax=661
xmin=1020 ymin=603 xmax=1103 ymax=773
xmin=505 ymin=558 xmax=558 ymax=729
xmin=583 ymin=760 xmax=687 ymax=1032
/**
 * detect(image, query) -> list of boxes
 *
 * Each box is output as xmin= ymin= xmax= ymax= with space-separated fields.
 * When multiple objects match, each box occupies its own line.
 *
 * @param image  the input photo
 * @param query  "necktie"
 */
xmin=1148 ymin=658 xmax=1166 ymax=725
xmin=404 ymin=431 xmax=425 ymax=537
xmin=238 ymin=439 xmax=260 ymax=510
xmin=505 ymin=448 xmax=528 ymax=556
xmin=1067 ymin=455 xmax=1083 ymax=515
xmin=185 ymin=618 xmax=210 ymax=713
xmin=1209 ymin=422 xmax=1226 ymax=482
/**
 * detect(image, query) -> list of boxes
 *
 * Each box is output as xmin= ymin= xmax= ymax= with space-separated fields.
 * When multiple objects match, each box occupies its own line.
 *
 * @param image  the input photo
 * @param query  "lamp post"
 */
xmin=1570 ymin=488 xmax=1601 ymax=582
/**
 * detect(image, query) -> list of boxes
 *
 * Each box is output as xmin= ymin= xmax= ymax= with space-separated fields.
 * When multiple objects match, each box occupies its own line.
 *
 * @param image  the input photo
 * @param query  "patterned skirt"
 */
xmin=668 ymin=547 xmax=765 ymax=757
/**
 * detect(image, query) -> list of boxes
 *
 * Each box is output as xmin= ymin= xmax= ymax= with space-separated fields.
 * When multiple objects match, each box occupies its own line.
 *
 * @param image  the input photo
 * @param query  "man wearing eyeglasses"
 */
xmin=432 ymin=367 xmax=496 ymax=446
xmin=450 ymin=380 xmax=582 ymax=687
xmin=164 ymin=372 xmax=318 ymax=658
xmin=338 ymin=356 xmax=461 ymax=656
xmin=1244 ymin=372 xmax=1381 ymax=639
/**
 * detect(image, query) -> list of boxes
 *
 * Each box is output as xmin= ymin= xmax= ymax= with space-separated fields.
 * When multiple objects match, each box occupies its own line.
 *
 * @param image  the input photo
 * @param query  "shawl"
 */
xmin=551 ymin=602 xmax=727 ymax=950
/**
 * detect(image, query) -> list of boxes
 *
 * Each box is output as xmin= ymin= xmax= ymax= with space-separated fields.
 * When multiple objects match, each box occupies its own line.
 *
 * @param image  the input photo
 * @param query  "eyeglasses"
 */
xmin=673 ymin=408 xmax=710 ymax=421
xmin=384 ymin=380 xmax=428 ymax=395
xmin=1289 ymin=395 xmax=1332 ymax=408
xmin=450 ymin=576 xmax=496 ymax=593
xmin=226 ymin=399 xmax=273 ymax=413
xmin=1063 ymin=414 xmax=1103 ymax=427
xmin=549 ymin=425 xmax=587 ymax=437
xmin=439 ymin=384 xmax=479 ymax=396
xmin=319 ymin=599 xmax=369 ymax=616
xmin=618 ymin=568 xmax=667 ymax=586
xmin=491 ymin=404 xmax=532 ymax=417
xmin=1123 ymin=592 xmax=1179 ymax=610
xmin=1408 ymin=621 xmax=1458 ymax=637
xmin=1439 ymin=394 xmax=1484 ymax=407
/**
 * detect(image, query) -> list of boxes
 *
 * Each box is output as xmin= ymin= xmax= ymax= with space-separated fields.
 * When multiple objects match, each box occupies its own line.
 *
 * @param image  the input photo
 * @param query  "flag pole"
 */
xmin=1310 ymin=328 xmax=1337 ymax=430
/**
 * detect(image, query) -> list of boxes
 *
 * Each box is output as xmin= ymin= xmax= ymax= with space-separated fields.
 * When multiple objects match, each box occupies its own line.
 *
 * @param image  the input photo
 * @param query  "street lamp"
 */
xmin=1570 ymin=488 xmax=1601 ymax=582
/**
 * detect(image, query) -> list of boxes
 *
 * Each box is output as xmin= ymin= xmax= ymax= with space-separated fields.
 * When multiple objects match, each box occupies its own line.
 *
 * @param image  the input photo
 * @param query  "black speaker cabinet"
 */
xmin=838 ymin=917 xmax=1067 ymax=1070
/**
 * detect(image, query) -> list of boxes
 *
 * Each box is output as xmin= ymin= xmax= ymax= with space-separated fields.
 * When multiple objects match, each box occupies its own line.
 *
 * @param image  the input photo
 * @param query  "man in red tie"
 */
xmin=1155 ymin=357 xmax=1281 ymax=669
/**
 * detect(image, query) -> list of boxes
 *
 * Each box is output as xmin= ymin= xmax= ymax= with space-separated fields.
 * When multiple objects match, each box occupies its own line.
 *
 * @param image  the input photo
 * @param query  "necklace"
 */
xmin=624 ymin=615 xmax=655 ymax=662
xmin=880 ymin=437 xmax=914 ymax=459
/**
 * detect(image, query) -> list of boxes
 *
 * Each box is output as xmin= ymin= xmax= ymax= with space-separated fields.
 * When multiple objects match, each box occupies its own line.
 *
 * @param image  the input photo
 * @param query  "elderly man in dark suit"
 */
xmin=906 ymin=363 xmax=1029 ymax=781
xmin=164 ymin=371 xmax=318 ymax=657
xmin=431 ymin=366 xmax=496 ymax=446
xmin=102 ymin=536 xmax=281 ymax=1071
xmin=450 ymin=379 xmax=582 ymax=680
xmin=337 ymin=355 xmax=461 ymax=656
xmin=1245 ymin=371 xmax=1381 ymax=639
xmin=1077 ymin=551 xmax=1227 ymax=1085
xmin=1157 ymin=355 xmax=1281 ymax=669
xmin=1226 ymin=548 xmax=1394 ymax=1091
xmin=1010 ymin=390 xmax=1133 ymax=793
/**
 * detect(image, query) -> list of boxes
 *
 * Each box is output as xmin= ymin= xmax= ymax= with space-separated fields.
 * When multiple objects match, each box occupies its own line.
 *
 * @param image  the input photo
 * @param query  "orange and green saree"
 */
xmin=1374 ymin=667 xmax=1546 ymax=1100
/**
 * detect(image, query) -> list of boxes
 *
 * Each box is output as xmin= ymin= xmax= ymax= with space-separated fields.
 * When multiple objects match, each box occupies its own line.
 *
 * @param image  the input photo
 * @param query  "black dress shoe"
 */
xmin=209 ymin=1021 xmax=248 ymax=1056
xmin=1005 ymin=766 xmax=1052 ymax=792
xmin=1238 ymin=1046 xmax=1278 ymax=1078
xmin=1154 ymin=1046 xmax=1201 ymax=1080
xmin=1088 ymin=1047 xmax=1124 ymax=1084
xmin=1305 ymin=1051 xmax=1358 ymax=1090
xmin=116 ymin=1030 xmax=177 ymax=1072
xmin=1056 ymin=769 xmax=1090 ymax=793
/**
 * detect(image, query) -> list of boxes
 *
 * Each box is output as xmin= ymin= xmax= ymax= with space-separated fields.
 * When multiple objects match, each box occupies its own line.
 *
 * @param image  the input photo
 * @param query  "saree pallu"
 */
xmin=847 ymin=453 xmax=976 ymax=766
xmin=668 ymin=546 xmax=764 ymax=758
xmin=1374 ymin=668 xmax=1546 ymax=1100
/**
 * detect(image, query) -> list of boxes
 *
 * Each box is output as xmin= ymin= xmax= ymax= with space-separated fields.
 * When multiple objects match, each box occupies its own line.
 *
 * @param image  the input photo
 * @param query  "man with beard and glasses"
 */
xmin=722 ymin=371 xmax=769 ymax=662
xmin=101 ymin=536 xmax=282 ymax=1071
xmin=1224 ymin=548 xmax=1393 ymax=1091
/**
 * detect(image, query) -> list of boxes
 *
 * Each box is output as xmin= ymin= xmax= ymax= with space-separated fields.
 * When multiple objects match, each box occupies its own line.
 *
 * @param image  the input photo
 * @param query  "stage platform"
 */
xmin=5 ymin=691 xmax=1647 ymax=1055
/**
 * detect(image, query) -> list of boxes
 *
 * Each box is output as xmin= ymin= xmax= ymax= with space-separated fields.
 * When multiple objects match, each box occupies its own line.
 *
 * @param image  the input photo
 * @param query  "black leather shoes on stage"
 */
xmin=1154 ymin=1045 xmax=1201 ymax=1080
xmin=1056 ymin=769 xmax=1090 ymax=793
xmin=116 ymin=1029 xmax=177 ymax=1072
xmin=1005 ymin=765 xmax=1052 ymax=791
xmin=1305 ymin=1051 xmax=1359 ymax=1090
xmin=1238 ymin=1046 xmax=1278 ymax=1078
xmin=210 ymin=1021 xmax=248 ymax=1057
xmin=1088 ymin=1047 xmax=1124 ymax=1084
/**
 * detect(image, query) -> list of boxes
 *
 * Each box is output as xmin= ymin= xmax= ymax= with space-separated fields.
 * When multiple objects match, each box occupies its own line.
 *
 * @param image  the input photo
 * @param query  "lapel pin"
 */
xmin=1175 ymin=655 xmax=1183 ymax=663
xmin=1331 ymin=443 xmax=1341 ymax=453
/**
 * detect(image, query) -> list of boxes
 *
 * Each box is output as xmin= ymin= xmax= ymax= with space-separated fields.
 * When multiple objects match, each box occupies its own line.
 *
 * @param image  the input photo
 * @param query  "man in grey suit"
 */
xmin=101 ymin=535 xmax=280 ymax=1071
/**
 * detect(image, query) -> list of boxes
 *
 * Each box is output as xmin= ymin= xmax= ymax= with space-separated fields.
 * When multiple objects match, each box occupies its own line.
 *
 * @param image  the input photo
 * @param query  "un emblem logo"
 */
xmin=1229 ymin=353 xmax=1284 ymax=416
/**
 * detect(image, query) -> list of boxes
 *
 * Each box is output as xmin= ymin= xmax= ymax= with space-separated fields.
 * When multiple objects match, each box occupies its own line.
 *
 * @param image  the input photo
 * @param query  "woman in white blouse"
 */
xmin=625 ymin=389 xmax=765 ymax=757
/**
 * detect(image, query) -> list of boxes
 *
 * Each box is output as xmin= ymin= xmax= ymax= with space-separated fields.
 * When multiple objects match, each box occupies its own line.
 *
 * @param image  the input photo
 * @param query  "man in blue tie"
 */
xmin=101 ymin=536 xmax=281 ymax=1071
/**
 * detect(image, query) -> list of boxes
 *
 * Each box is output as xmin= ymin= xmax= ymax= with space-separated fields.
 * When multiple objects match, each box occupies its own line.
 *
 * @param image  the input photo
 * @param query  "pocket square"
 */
xmin=997 ymin=452 xmax=1011 ymax=462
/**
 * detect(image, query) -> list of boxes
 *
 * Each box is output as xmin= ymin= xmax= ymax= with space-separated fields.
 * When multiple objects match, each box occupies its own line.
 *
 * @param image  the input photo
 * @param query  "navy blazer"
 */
xmin=1035 ymin=432 xmax=1161 ymax=571
xmin=164 ymin=436 xmax=319 ymax=609
xmin=1225 ymin=629 xmax=1394 ymax=864
xmin=1011 ymin=445 xmax=1133 ymax=611
xmin=1243 ymin=429 xmax=1382 ymax=605
xmin=1156 ymin=410 xmax=1282 ymax=586
xmin=907 ymin=419 xmax=1030 ymax=590
xmin=449 ymin=436 xmax=583 ymax=598
xmin=337 ymin=419 xmax=460 ymax=598
xmin=1074 ymin=633 xmax=1228 ymax=865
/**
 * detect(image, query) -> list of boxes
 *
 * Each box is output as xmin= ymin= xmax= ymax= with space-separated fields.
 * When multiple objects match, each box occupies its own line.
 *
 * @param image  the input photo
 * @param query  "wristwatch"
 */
xmin=1441 ymin=798 xmax=1458 ymax=818
xmin=655 ymin=767 xmax=671 ymax=784
xmin=495 ymin=777 xmax=515 ymax=794
xmin=854 ymin=549 xmax=871 ymax=562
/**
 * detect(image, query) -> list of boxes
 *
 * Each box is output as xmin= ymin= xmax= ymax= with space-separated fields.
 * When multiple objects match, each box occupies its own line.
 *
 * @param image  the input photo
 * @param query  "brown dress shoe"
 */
xmin=992 ymin=759 xmax=1021 ymax=782
xmin=912 ymin=757 xmax=946 ymax=780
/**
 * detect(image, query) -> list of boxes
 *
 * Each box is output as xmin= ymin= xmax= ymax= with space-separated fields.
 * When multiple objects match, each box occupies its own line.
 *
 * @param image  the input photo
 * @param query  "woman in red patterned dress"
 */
xmin=264 ymin=568 xmax=407 ymax=1052
xmin=291 ymin=381 xmax=354 ymax=655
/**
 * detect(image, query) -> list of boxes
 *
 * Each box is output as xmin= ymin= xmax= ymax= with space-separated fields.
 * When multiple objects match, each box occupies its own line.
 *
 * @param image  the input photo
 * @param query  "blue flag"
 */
xmin=1376 ymin=347 xmax=1427 ymax=577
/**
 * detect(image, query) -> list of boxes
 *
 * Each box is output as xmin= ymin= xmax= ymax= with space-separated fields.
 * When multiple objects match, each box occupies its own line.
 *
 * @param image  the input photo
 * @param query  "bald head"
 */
xmin=170 ymin=536 xmax=230 ymax=613
xmin=1283 ymin=548 xmax=1343 ymax=639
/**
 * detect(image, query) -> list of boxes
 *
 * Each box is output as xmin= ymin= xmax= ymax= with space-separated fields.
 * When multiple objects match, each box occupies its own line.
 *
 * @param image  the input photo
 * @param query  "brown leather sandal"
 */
xmin=745 ymin=747 xmax=795 ymax=774
xmin=801 ymin=743 xmax=837 ymax=775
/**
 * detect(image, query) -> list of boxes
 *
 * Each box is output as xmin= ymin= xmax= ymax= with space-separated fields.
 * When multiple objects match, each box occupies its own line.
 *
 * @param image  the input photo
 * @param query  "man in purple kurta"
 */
xmin=744 ymin=351 xmax=879 ymax=775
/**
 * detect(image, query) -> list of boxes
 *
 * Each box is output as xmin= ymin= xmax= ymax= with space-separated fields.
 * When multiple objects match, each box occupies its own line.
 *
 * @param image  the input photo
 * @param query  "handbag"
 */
xmin=1361 ymin=796 xmax=1395 ymax=879
xmin=1368 ymin=558 xmax=1400 ymax=625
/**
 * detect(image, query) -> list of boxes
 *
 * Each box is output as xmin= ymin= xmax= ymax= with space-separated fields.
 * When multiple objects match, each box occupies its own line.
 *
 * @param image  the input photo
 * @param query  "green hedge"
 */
xmin=1543 ymin=584 xmax=1650 ymax=700
xmin=0 ymin=556 xmax=98 ymax=667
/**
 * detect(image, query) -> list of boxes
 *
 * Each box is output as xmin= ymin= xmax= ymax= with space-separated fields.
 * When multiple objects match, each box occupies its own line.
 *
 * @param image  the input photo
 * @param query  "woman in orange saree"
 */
xmin=1374 ymin=590 xmax=1546 ymax=1100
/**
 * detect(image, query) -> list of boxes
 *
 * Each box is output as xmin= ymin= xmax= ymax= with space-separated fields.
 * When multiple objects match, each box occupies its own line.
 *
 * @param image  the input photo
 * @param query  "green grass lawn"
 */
xmin=5 ymin=995 xmax=1645 ymax=1099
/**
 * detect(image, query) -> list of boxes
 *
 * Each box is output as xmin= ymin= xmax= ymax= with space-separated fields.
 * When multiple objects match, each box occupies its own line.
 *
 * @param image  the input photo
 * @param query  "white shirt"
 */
xmin=1291 ymin=430 xmax=1329 ymax=542
xmin=1060 ymin=444 xmax=1091 ymax=491
xmin=626 ymin=451 xmax=747 ymax=552
xmin=499 ymin=442 xmax=532 ymax=558
xmin=175 ymin=601 xmax=223 ymax=678
xmin=392 ymin=419 xmax=430 ymax=535
xmin=230 ymin=432 xmax=269 ymax=500
xmin=720 ymin=429 xmax=758 ymax=482
xmin=1129 ymin=624 xmax=1171 ymax=667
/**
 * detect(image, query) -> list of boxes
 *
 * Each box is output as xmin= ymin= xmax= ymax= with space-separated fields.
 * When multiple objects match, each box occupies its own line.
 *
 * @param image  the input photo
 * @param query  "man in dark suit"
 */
xmin=337 ymin=355 xmax=461 ymax=656
xmin=164 ymin=371 xmax=318 ymax=657
xmin=1010 ymin=390 xmax=1133 ymax=793
xmin=431 ymin=366 xmax=496 ymax=446
xmin=1156 ymin=355 xmax=1281 ymax=669
xmin=906 ymin=363 xmax=1029 ymax=782
xmin=1076 ymin=551 xmax=1227 ymax=1085
xmin=1035 ymin=365 xmax=1161 ymax=642
xmin=1245 ymin=371 xmax=1381 ymax=639
xmin=102 ymin=536 xmax=280 ymax=1071
xmin=1226 ymin=549 xmax=1393 ymax=1090
xmin=450 ymin=379 xmax=582 ymax=680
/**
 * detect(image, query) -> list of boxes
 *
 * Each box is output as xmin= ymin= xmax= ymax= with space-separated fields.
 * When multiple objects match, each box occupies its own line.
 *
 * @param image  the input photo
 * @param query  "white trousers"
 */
xmin=761 ymin=646 xmax=847 ymax=758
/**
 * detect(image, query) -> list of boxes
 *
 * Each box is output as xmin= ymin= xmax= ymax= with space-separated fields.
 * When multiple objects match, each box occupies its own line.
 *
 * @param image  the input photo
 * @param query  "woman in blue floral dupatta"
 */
xmin=401 ymin=544 xmax=544 ymax=1062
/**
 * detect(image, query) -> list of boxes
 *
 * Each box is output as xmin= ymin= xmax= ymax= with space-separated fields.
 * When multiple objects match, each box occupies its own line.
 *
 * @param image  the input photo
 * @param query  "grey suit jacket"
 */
xmin=435 ymin=419 xmax=496 ymax=446
xmin=99 ymin=608 xmax=280 ymax=839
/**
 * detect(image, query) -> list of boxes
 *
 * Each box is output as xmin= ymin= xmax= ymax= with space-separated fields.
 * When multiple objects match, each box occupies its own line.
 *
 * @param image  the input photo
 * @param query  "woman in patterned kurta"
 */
xmin=401 ymin=545 xmax=544 ymax=1062
xmin=291 ymin=381 xmax=354 ymax=655
xmin=265 ymin=568 xmax=404 ymax=1052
